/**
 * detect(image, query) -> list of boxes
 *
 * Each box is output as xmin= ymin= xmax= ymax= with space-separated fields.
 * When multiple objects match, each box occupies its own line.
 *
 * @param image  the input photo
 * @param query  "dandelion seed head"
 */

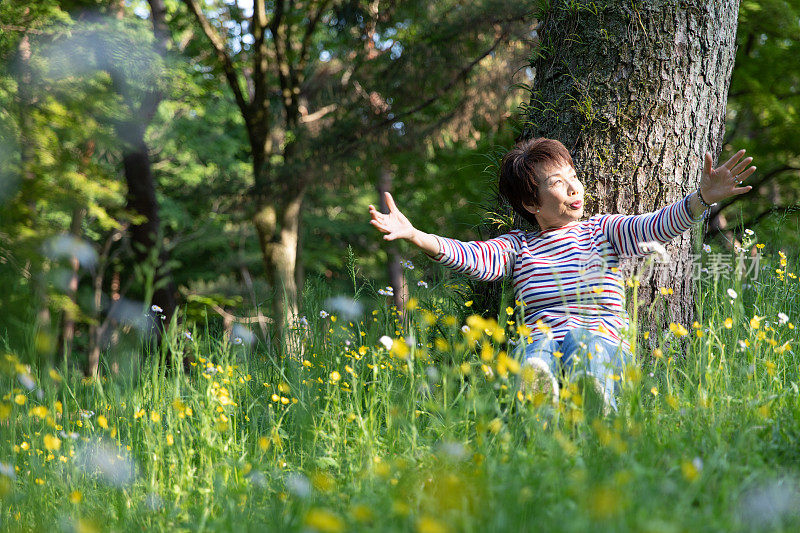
xmin=17 ymin=373 xmax=35 ymax=391
xmin=144 ymin=492 xmax=163 ymax=511
xmin=437 ymin=441 xmax=468 ymax=461
xmin=43 ymin=234 xmax=98 ymax=269
xmin=75 ymin=441 xmax=136 ymax=487
xmin=286 ymin=473 xmax=311 ymax=498
xmin=324 ymin=296 xmax=363 ymax=320
xmin=739 ymin=477 xmax=800 ymax=530
xmin=0 ymin=462 xmax=15 ymax=480
xmin=232 ymin=323 xmax=256 ymax=346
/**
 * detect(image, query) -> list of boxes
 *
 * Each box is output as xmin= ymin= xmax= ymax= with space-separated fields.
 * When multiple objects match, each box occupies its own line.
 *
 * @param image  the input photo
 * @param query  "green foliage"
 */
xmin=720 ymin=0 xmax=800 ymax=248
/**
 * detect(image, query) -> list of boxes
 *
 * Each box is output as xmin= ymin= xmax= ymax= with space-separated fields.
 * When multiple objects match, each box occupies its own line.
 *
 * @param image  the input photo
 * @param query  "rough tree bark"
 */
xmin=521 ymin=0 xmax=739 ymax=332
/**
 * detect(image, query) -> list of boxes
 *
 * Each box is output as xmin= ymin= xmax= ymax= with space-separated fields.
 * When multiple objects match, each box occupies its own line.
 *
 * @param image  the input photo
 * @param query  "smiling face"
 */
xmin=524 ymin=162 xmax=584 ymax=230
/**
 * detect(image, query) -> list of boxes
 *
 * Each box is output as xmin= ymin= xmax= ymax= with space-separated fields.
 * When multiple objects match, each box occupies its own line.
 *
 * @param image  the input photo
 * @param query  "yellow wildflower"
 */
xmin=29 ymin=405 xmax=48 ymax=418
xmin=43 ymin=434 xmax=61 ymax=451
xmin=669 ymin=323 xmax=688 ymax=336
xmin=304 ymin=508 xmax=345 ymax=533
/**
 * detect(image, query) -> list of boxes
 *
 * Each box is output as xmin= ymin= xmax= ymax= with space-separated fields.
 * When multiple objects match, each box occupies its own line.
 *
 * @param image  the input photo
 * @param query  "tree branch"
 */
xmin=252 ymin=0 xmax=269 ymax=106
xmin=183 ymin=0 xmax=250 ymax=119
xmin=739 ymin=203 xmax=800 ymax=230
xmin=298 ymin=0 xmax=333 ymax=78
xmin=709 ymin=164 xmax=799 ymax=217
xmin=270 ymin=0 xmax=294 ymax=120
xmin=336 ymin=30 xmax=509 ymax=155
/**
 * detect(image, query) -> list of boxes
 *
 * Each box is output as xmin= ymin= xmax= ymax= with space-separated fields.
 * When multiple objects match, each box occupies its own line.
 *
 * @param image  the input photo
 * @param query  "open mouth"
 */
xmin=569 ymin=200 xmax=583 ymax=210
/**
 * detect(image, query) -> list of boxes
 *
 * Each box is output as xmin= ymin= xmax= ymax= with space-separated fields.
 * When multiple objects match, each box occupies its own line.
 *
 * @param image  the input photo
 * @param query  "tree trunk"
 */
xmin=377 ymin=166 xmax=410 ymax=313
xmin=253 ymin=183 xmax=305 ymax=352
xmin=522 ymin=0 xmax=739 ymax=334
xmin=122 ymin=141 xmax=177 ymax=322
xmin=103 ymin=0 xmax=177 ymax=328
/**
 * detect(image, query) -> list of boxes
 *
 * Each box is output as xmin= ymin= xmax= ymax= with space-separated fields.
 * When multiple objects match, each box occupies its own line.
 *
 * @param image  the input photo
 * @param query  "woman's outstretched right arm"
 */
xmin=369 ymin=192 xmax=520 ymax=281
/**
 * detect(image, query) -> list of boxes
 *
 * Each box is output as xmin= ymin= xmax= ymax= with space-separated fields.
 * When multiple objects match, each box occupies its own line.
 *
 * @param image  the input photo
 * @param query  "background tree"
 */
xmin=707 ymin=0 xmax=800 ymax=245
xmin=178 ymin=0 xmax=532 ymax=340
xmin=519 ymin=0 xmax=740 ymax=331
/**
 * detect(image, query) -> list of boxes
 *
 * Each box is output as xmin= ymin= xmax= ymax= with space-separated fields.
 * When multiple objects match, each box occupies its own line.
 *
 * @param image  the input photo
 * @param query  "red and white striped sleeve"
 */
xmin=598 ymin=194 xmax=702 ymax=257
xmin=428 ymin=231 xmax=523 ymax=281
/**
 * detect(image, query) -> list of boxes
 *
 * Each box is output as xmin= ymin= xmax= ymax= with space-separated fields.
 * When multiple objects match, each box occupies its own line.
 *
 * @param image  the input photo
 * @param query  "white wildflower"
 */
xmin=778 ymin=312 xmax=789 ymax=325
xmin=461 ymin=325 xmax=470 ymax=334
xmin=744 ymin=229 xmax=754 ymax=236
xmin=379 ymin=335 xmax=393 ymax=351
xmin=319 ymin=310 xmax=329 ymax=319
xmin=417 ymin=280 xmax=428 ymax=289
xmin=702 ymin=243 xmax=711 ymax=253
xmin=377 ymin=286 xmax=395 ymax=297
xmin=150 ymin=304 xmax=163 ymax=313
xmin=727 ymin=288 xmax=738 ymax=300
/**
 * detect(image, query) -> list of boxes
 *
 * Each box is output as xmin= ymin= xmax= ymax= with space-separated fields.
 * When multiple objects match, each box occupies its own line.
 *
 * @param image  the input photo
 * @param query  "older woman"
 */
xmin=368 ymin=137 xmax=755 ymax=411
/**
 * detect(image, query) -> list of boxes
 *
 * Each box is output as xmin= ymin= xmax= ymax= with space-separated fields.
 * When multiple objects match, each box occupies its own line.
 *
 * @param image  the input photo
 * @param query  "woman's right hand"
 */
xmin=369 ymin=192 xmax=416 ymax=241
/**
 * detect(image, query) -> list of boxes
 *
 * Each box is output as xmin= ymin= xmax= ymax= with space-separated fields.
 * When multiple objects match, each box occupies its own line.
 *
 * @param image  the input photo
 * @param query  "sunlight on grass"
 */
xmin=1 ymin=246 xmax=800 ymax=531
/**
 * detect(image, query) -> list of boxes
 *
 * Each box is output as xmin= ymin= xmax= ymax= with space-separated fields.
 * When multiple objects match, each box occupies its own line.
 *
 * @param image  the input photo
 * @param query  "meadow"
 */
xmin=2 ymin=241 xmax=800 ymax=533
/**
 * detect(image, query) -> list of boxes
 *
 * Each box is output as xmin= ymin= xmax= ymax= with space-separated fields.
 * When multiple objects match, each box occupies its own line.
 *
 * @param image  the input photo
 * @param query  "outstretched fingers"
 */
xmin=722 ymin=149 xmax=746 ymax=170
xmin=730 ymin=157 xmax=754 ymax=177
xmin=384 ymin=191 xmax=398 ymax=213
xmin=704 ymin=152 xmax=713 ymax=177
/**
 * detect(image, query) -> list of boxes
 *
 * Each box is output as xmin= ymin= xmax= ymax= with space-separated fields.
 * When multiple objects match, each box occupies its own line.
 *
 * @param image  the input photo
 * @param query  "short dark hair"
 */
xmin=498 ymin=137 xmax=576 ymax=227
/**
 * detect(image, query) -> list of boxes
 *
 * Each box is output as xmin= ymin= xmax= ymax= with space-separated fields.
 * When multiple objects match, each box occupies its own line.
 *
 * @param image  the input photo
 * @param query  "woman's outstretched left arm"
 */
xmin=601 ymin=149 xmax=756 ymax=256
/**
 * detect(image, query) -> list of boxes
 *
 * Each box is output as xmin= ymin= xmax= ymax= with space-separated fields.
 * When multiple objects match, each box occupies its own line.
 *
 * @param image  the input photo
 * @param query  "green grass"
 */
xmin=2 ymin=246 xmax=800 ymax=532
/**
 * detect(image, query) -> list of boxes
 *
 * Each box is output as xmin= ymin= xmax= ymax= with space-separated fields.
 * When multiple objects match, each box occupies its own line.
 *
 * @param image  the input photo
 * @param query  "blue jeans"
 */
xmin=519 ymin=327 xmax=629 ymax=410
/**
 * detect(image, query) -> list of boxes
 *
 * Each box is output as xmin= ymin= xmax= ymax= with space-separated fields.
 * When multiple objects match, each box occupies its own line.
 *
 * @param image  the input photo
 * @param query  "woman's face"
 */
xmin=524 ymin=162 xmax=584 ymax=230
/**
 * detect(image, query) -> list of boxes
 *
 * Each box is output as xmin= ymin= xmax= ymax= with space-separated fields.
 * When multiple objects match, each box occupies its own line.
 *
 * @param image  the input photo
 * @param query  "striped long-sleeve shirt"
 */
xmin=430 ymin=194 xmax=703 ymax=350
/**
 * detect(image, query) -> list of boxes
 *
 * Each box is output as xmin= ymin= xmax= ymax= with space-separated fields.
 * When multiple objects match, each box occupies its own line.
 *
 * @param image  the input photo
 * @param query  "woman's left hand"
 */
xmin=698 ymin=149 xmax=756 ymax=204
